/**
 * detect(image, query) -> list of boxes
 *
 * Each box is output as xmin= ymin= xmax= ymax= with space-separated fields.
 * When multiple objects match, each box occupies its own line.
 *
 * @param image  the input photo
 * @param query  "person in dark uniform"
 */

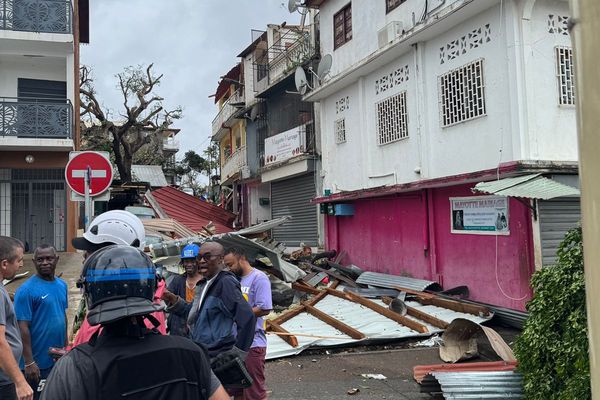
xmin=40 ymin=245 xmax=228 ymax=400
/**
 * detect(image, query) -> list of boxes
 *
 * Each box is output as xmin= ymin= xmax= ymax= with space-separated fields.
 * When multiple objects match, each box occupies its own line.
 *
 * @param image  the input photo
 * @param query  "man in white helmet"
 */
xmin=70 ymin=210 xmax=167 ymax=346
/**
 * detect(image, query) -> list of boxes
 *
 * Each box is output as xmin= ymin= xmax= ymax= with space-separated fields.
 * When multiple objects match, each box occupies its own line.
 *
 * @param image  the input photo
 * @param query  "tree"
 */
xmin=174 ymin=150 xmax=211 ymax=197
xmin=80 ymin=64 xmax=182 ymax=183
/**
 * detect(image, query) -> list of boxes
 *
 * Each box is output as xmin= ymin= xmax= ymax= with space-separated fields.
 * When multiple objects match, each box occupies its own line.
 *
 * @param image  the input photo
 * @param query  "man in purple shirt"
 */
xmin=224 ymin=248 xmax=272 ymax=400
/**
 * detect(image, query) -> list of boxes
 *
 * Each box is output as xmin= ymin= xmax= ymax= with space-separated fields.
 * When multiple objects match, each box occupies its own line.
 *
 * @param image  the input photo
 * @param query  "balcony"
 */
xmin=254 ymin=29 xmax=315 ymax=96
xmin=162 ymin=137 xmax=179 ymax=152
xmin=1 ymin=97 xmax=72 ymax=138
xmin=1 ymin=0 xmax=73 ymax=34
xmin=211 ymin=89 xmax=244 ymax=139
xmin=221 ymin=145 xmax=247 ymax=184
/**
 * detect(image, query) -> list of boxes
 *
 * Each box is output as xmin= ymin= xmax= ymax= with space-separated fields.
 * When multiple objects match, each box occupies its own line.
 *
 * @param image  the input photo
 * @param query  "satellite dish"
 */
xmin=249 ymin=104 xmax=260 ymax=121
xmin=317 ymin=54 xmax=333 ymax=80
xmin=288 ymin=0 xmax=298 ymax=13
xmin=294 ymin=66 xmax=310 ymax=95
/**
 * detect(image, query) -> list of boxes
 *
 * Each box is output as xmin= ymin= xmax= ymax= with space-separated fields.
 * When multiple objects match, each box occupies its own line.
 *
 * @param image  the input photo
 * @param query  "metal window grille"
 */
xmin=438 ymin=58 xmax=486 ymax=127
xmin=556 ymin=46 xmax=575 ymax=106
xmin=376 ymin=91 xmax=408 ymax=145
xmin=335 ymin=118 xmax=346 ymax=144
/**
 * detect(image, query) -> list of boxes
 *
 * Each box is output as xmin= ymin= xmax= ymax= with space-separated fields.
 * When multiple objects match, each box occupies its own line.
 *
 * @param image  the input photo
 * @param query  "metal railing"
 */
xmin=221 ymin=145 xmax=247 ymax=182
xmin=211 ymin=88 xmax=244 ymax=137
xmin=0 ymin=97 xmax=73 ymax=138
xmin=253 ymin=29 xmax=315 ymax=93
xmin=1 ymin=0 xmax=72 ymax=34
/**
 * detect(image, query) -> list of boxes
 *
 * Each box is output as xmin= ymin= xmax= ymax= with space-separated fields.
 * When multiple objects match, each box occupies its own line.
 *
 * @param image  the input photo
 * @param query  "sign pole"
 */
xmin=84 ymin=166 xmax=91 ymax=229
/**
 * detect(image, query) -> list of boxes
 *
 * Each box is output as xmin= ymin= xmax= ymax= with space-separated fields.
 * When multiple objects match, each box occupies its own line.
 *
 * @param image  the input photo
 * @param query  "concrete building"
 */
xmin=303 ymin=0 xmax=579 ymax=310
xmin=213 ymin=21 xmax=323 ymax=247
xmin=0 ymin=0 xmax=88 ymax=252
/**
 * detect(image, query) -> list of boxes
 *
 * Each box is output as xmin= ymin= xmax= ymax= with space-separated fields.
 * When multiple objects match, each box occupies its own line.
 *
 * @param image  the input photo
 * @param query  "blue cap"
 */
xmin=181 ymin=244 xmax=200 ymax=259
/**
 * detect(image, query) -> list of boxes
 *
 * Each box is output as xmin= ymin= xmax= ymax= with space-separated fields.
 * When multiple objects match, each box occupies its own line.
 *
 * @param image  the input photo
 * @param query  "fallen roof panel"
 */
xmin=414 ymin=361 xmax=518 ymax=384
xmin=356 ymin=271 xmax=443 ymax=292
xmin=266 ymin=294 xmax=492 ymax=360
xmin=421 ymin=371 xmax=524 ymax=399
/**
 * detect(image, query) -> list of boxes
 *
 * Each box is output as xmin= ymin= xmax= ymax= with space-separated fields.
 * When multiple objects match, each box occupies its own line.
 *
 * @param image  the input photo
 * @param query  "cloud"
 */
xmin=81 ymin=0 xmax=300 ymax=161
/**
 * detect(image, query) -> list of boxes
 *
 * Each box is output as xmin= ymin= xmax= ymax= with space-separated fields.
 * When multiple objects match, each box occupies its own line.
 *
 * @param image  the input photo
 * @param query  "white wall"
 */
xmin=521 ymin=0 xmax=577 ymax=161
xmin=317 ymin=1 xmax=578 ymax=195
xmin=0 ymin=55 xmax=70 ymax=100
xmin=318 ymin=0 xmax=463 ymax=77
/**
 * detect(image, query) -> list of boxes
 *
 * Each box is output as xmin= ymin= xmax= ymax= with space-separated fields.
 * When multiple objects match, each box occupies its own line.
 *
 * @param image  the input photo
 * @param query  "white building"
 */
xmin=303 ymin=0 xmax=579 ymax=310
xmin=0 ymin=0 xmax=88 ymax=251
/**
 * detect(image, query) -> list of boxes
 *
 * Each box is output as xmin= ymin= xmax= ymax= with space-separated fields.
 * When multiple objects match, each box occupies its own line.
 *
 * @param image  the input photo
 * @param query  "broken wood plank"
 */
xmin=272 ymin=305 xmax=306 ymax=325
xmin=292 ymin=281 xmax=322 ymax=296
xmin=405 ymin=306 xmax=449 ymax=329
xmin=330 ymin=279 xmax=340 ymax=290
xmin=392 ymin=286 xmax=435 ymax=299
xmin=305 ymin=290 xmax=329 ymax=307
xmin=266 ymin=320 xmax=298 ymax=347
xmin=302 ymin=302 xmax=366 ymax=340
xmin=331 ymin=289 xmax=429 ymax=334
xmin=416 ymin=296 xmax=491 ymax=317
xmin=307 ymin=263 xmax=358 ymax=288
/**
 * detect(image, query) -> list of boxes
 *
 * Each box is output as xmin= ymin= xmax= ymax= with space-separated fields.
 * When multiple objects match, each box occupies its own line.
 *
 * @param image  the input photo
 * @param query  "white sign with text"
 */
xmin=264 ymin=125 xmax=306 ymax=165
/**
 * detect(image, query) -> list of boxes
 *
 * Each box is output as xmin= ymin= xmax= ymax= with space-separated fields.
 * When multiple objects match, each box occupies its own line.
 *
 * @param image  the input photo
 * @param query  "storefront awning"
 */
xmin=473 ymin=174 xmax=580 ymax=200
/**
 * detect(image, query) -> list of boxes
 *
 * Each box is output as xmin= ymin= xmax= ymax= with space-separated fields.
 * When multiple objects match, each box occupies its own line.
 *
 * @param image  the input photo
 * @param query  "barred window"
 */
xmin=335 ymin=118 xmax=346 ymax=144
xmin=556 ymin=46 xmax=575 ymax=105
xmin=334 ymin=4 xmax=352 ymax=49
xmin=376 ymin=91 xmax=408 ymax=145
xmin=438 ymin=59 xmax=486 ymax=128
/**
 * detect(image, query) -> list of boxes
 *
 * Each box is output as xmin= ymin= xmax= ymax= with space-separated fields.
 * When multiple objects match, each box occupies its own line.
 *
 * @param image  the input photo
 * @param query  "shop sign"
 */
xmin=450 ymin=196 xmax=509 ymax=235
xmin=264 ymin=125 xmax=306 ymax=165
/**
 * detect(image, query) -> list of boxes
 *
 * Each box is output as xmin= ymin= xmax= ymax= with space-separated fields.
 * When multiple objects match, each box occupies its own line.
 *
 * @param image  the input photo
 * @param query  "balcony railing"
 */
xmin=162 ymin=137 xmax=179 ymax=152
xmin=1 ymin=0 xmax=73 ymax=34
xmin=0 ymin=97 xmax=73 ymax=138
xmin=222 ymin=145 xmax=247 ymax=183
xmin=211 ymin=88 xmax=244 ymax=137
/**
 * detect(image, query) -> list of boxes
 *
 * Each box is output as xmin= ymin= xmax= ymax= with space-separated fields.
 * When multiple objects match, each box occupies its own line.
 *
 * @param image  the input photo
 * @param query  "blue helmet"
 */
xmin=181 ymin=244 xmax=200 ymax=260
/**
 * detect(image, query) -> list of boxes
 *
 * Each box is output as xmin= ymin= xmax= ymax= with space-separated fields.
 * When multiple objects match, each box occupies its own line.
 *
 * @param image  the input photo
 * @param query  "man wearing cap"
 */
xmin=41 ymin=245 xmax=228 ymax=400
xmin=167 ymin=243 xmax=203 ymax=336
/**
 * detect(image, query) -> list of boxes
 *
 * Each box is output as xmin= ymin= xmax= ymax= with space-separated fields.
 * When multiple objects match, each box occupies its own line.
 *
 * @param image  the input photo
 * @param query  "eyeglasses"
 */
xmin=197 ymin=253 xmax=223 ymax=261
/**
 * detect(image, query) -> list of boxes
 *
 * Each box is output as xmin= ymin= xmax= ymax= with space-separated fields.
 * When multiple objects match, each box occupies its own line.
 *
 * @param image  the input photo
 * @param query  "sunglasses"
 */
xmin=197 ymin=253 xmax=223 ymax=261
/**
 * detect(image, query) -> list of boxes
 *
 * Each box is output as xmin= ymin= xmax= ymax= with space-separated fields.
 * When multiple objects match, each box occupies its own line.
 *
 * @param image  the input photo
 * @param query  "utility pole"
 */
xmin=569 ymin=0 xmax=600 ymax=396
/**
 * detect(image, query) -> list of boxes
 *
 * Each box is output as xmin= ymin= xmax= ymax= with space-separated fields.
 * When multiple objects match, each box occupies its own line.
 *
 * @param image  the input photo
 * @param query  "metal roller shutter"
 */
xmin=271 ymin=173 xmax=318 ymax=247
xmin=539 ymin=197 xmax=581 ymax=266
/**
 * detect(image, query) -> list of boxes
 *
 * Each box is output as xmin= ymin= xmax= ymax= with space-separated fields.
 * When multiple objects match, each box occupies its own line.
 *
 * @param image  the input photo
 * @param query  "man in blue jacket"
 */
xmin=162 ymin=241 xmax=255 ymax=359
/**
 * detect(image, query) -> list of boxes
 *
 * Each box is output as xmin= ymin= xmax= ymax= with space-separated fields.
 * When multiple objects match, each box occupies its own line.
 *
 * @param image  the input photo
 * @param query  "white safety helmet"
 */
xmin=72 ymin=210 xmax=146 ymax=252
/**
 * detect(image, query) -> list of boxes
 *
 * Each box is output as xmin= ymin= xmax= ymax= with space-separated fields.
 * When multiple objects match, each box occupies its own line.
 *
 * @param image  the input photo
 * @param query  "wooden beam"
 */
xmin=305 ymin=290 xmax=329 ymax=307
xmin=292 ymin=281 xmax=322 ymax=295
xmin=392 ymin=286 xmax=435 ymax=299
xmin=405 ymin=306 xmax=449 ymax=329
xmin=307 ymin=263 xmax=359 ymax=288
xmin=266 ymin=320 xmax=298 ymax=347
xmin=334 ymin=289 xmax=429 ymax=333
xmin=330 ymin=279 xmax=340 ymax=290
xmin=272 ymin=305 xmax=306 ymax=325
xmin=417 ymin=296 xmax=491 ymax=317
xmin=302 ymin=302 xmax=366 ymax=340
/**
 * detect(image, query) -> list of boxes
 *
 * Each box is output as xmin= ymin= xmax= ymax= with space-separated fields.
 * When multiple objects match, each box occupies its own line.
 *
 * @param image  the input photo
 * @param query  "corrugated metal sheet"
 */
xmin=539 ymin=198 xmax=581 ymax=265
xmin=267 ymin=296 xmax=492 ymax=360
xmin=355 ymin=271 xmax=442 ymax=292
xmin=421 ymin=371 xmax=523 ymax=399
xmin=149 ymin=186 xmax=235 ymax=234
xmin=271 ymin=174 xmax=318 ymax=247
xmin=436 ymin=294 xmax=528 ymax=329
xmin=131 ymin=165 xmax=168 ymax=187
xmin=473 ymin=174 xmax=580 ymax=200
xmin=414 ymin=361 xmax=518 ymax=384
xmin=233 ymin=216 xmax=292 ymax=236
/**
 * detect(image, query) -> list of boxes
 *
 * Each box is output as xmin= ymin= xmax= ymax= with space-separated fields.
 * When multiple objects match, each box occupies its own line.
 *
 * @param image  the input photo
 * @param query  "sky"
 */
xmin=81 ymin=0 xmax=300 ymax=160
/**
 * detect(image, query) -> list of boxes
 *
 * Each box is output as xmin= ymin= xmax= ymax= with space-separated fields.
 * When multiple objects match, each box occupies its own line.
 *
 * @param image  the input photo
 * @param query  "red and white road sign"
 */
xmin=65 ymin=151 xmax=113 ymax=196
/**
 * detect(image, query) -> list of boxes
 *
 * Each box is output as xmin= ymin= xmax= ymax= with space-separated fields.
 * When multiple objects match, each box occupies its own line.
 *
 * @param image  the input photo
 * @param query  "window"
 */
xmin=334 ymin=4 xmax=352 ymax=49
xmin=335 ymin=118 xmax=346 ymax=144
xmin=556 ymin=46 xmax=575 ymax=106
xmin=376 ymin=91 xmax=408 ymax=145
xmin=386 ymin=0 xmax=406 ymax=13
xmin=438 ymin=59 xmax=486 ymax=127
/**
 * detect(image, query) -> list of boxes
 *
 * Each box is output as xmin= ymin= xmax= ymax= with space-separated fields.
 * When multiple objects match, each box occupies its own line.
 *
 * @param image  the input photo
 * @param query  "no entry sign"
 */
xmin=65 ymin=151 xmax=113 ymax=196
